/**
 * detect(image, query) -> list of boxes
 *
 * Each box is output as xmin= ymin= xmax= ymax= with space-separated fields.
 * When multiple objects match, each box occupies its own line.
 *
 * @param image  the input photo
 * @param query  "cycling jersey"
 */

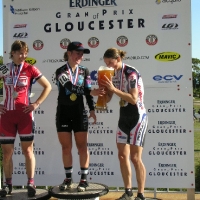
xmin=55 ymin=63 xmax=94 ymax=111
xmin=1 ymin=62 xmax=42 ymax=110
xmin=113 ymin=63 xmax=146 ymax=116
xmin=0 ymin=61 xmax=41 ymax=143
xmin=113 ymin=63 xmax=148 ymax=146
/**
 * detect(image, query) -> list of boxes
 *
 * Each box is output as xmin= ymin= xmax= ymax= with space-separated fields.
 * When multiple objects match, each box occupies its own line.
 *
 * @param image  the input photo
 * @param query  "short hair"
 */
xmin=9 ymin=40 xmax=29 ymax=59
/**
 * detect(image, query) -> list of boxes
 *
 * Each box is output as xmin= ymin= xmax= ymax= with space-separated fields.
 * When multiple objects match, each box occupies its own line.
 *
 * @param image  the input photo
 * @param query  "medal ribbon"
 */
xmin=12 ymin=62 xmax=23 ymax=90
xmin=119 ymin=63 xmax=125 ymax=91
xmin=66 ymin=62 xmax=79 ymax=86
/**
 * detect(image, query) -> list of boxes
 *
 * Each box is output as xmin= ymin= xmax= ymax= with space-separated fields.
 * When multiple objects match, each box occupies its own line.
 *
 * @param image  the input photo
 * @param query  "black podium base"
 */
xmin=0 ymin=189 xmax=51 ymax=200
xmin=49 ymin=182 xmax=109 ymax=199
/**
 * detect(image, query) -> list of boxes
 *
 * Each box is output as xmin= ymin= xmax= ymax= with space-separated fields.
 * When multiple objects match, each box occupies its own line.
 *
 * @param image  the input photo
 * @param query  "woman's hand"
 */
xmin=101 ymin=75 xmax=115 ymax=92
xmin=23 ymin=102 xmax=40 ymax=113
xmin=88 ymin=110 xmax=97 ymax=124
xmin=90 ymin=87 xmax=106 ymax=96
xmin=0 ymin=104 xmax=7 ymax=114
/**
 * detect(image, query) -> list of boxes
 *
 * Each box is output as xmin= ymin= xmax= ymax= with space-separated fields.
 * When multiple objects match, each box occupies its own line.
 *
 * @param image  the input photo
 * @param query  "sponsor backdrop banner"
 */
xmin=3 ymin=0 xmax=194 ymax=188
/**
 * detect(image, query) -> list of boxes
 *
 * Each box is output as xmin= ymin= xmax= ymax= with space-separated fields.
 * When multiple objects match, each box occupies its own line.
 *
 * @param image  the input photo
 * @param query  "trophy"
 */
xmin=95 ymin=66 xmax=114 ymax=110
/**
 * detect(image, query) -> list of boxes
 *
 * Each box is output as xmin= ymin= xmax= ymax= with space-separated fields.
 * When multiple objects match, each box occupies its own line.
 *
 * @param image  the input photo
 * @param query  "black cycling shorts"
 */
xmin=56 ymin=104 xmax=88 ymax=133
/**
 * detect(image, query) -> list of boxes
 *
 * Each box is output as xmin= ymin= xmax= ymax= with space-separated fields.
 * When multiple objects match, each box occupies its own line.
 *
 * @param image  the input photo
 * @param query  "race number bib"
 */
xmin=58 ymin=73 xmax=69 ymax=87
xmin=0 ymin=64 xmax=10 ymax=77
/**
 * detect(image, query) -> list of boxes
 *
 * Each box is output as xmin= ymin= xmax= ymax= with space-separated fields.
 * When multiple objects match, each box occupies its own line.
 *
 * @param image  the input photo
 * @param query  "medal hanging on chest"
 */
xmin=119 ymin=63 xmax=125 ymax=107
xmin=12 ymin=63 xmax=23 ymax=99
xmin=70 ymin=93 xmax=77 ymax=101
xmin=66 ymin=62 xmax=79 ymax=101
xmin=12 ymin=91 xmax=18 ymax=99
xmin=119 ymin=98 xmax=125 ymax=107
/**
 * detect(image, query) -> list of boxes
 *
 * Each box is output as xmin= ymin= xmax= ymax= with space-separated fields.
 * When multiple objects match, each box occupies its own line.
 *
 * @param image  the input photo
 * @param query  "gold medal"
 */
xmin=119 ymin=99 xmax=125 ymax=107
xmin=12 ymin=91 xmax=18 ymax=99
xmin=70 ymin=93 xmax=77 ymax=101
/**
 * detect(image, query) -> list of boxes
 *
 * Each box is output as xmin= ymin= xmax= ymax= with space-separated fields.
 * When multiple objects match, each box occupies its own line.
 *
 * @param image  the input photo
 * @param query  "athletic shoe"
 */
xmin=135 ymin=197 xmax=146 ymax=200
xmin=119 ymin=193 xmax=134 ymax=200
xmin=77 ymin=179 xmax=89 ymax=192
xmin=59 ymin=178 xmax=73 ymax=191
xmin=0 ymin=184 xmax=12 ymax=197
xmin=27 ymin=184 xmax=36 ymax=197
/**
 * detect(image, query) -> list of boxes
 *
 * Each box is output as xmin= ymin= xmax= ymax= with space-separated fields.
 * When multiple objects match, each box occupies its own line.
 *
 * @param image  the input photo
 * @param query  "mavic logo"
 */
xmin=155 ymin=52 xmax=181 ymax=62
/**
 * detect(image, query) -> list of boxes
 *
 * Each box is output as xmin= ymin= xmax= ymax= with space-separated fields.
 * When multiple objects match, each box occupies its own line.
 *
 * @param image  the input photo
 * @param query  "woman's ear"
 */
xmin=116 ymin=56 xmax=121 ymax=62
xmin=11 ymin=51 xmax=14 ymax=57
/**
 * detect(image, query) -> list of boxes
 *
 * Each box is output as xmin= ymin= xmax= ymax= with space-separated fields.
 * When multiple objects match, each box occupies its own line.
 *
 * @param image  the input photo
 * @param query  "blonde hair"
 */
xmin=9 ymin=40 xmax=29 ymax=59
xmin=103 ymin=48 xmax=126 ymax=60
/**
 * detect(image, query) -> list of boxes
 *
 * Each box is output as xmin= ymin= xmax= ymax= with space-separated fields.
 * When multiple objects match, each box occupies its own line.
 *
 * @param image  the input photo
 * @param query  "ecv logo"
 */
xmin=153 ymin=75 xmax=183 ymax=82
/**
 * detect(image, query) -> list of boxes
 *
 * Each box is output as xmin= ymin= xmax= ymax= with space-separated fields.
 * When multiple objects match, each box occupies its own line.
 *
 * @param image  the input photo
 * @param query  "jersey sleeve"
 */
xmin=84 ymin=68 xmax=95 ymax=111
xmin=31 ymin=65 xmax=42 ymax=80
xmin=128 ymin=71 xmax=138 ymax=90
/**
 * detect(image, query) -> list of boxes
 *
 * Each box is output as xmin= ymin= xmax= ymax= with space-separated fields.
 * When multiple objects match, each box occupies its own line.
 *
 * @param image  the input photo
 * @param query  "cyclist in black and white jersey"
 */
xmin=101 ymin=48 xmax=148 ymax=200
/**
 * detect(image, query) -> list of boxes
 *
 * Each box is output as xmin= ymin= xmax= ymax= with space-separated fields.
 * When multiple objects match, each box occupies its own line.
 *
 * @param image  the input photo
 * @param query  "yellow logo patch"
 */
xmin=25 ymin=57 xmax=37 ymax=65
xmin=155 ymin=52 xmax=181 ymax=62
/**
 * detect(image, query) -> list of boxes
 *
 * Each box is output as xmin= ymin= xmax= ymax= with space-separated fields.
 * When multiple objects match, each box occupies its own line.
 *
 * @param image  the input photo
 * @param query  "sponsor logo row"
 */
xmin=70 ymin=0 xmax=182 ymax=8
xmin=25 ymin=50 xmax=181 ymax=66
xmin=31 ymin=36 xmax=158 ymax=50
xmin=9 ymin=0 xmax=182 ymax=14
xmin=13 ymin=34 xmax=159 ymax=49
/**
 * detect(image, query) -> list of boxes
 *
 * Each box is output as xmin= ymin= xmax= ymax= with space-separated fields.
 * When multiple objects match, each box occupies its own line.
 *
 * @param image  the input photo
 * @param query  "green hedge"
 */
xmin=195 ymin=160 xmax=200 ymax=191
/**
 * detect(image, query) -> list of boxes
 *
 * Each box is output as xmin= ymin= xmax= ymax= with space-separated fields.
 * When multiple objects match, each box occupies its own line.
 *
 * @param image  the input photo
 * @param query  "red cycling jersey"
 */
xmin=1 ymin=62 xmax=42 ymax=110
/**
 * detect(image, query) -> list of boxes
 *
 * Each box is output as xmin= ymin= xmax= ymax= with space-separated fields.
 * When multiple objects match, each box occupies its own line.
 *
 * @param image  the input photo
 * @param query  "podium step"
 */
xmin=49 ymin=182 xmax=108 ymax=199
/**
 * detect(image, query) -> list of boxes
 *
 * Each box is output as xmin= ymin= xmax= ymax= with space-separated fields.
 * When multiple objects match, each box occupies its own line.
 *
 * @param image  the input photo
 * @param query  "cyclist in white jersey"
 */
xmin=101 ymin=48 xmax=148 ymax=200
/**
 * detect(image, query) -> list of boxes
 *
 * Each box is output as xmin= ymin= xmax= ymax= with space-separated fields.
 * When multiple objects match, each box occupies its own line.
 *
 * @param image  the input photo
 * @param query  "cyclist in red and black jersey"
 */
xmin=55 ymin=41 xmax=104 ymax=192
